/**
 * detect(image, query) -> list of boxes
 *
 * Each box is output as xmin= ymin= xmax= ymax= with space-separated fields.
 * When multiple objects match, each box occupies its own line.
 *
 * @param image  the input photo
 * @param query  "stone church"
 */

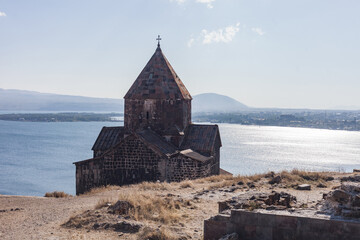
xmin=74 ymin=40 xmax=222 ymax=194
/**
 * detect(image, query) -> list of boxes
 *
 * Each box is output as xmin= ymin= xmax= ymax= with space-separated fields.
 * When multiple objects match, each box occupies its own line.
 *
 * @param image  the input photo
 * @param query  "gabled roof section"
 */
xmin=124 ymin=46 xmax=192 ymax=100
xmin=181 ymin=124 xmax=222 ymax=155
xmin=180 ymin=149 xmax=212 ymax=162
xmin=136 ymin=129 xmax=178 ymax=157
xmin=92 ymin=126 xmax=125 ymax=151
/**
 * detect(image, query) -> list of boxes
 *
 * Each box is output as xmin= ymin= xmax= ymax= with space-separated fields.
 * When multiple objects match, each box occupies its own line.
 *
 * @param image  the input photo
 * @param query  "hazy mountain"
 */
xmin=0 ymin=89 xmax=123 ymax=112
xmin=192 ymin=93 xmax=249 ymax=113
xmin=0 ymin=89 xmax=249 ymax=113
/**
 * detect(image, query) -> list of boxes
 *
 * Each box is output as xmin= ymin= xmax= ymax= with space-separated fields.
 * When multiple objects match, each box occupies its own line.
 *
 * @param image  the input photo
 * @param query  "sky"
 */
xmin=0 ymin=0 xmax=359 ymax=109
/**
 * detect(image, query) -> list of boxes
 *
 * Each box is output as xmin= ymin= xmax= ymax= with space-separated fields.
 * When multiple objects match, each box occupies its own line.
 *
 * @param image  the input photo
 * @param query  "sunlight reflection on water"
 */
xmin=220 ymin=124 xmax=360 ymax=174
xmin=0 ymin=121 xmax=359 ymax=196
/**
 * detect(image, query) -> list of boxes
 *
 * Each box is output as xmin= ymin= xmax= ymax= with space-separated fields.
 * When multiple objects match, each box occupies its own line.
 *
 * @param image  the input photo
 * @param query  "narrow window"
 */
xmin=146 ymin=112 xmax=149 ymax=120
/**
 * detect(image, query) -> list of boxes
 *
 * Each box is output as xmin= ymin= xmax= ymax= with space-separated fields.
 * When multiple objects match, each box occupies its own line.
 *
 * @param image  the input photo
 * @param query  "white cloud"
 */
xmin=201 ymin=22 xmax=240 ymax=44
xmin=0 ymin=11 xmax=6 ymax=17
xmin=196 ymin=0 xmax=216 ymax=9
xmin=187 ymin=38 xmax=195 ymax=47
xmin=252 ymin=27 xmax=265 ymax=36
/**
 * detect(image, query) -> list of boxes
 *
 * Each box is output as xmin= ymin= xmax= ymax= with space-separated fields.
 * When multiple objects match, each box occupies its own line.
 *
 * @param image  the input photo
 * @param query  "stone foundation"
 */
xmin=204 ymin=210 xmax=360 ymax=240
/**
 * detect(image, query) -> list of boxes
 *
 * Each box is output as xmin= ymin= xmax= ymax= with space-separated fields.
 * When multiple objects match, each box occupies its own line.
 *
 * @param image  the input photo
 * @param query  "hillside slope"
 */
xmin=192 ymin=93 xmax=249 ymax=113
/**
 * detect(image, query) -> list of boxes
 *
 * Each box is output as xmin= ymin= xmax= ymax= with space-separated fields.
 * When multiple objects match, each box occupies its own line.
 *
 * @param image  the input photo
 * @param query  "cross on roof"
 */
xmin=156 ymin=35 xmax=162 ymax=47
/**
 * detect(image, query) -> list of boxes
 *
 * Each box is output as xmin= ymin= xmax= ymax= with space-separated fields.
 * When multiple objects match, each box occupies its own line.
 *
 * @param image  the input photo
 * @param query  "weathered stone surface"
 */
xmin=324 ymin=182 xmax=360 ymax=218
xmin=297 ymin=184 xmax=311 ymax=190
xmin=330 ymin=190 xmax=351 ymax=203
xmin=218 ymin=191 xmax=296 ymax=213
xmin=341 ymin=182 xmax=360 ymax=193
xmin=112 ymin=221 xmax=142 ymax=233
xmin=237 ymin=181 xmax=244 ymax=185
xmin=204 ymin=210 xmax=360 ymax=240
xmin=317 ymin=183 xmax=327 ymax=188
xmin=325 ymin=176 xmax=335 ymax=181
xmin=341 ymin=175 xmax=360 ymax=182
xmin=269 ymin=175 xmax=281 ymax=184
xmin=108 ymin=200 xmax=134 ymax=215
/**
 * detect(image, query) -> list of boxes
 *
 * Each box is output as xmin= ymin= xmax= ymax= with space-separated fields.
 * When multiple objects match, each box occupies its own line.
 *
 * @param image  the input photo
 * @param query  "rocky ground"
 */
xmin=1 ymin=170 xmax=359 ymax=240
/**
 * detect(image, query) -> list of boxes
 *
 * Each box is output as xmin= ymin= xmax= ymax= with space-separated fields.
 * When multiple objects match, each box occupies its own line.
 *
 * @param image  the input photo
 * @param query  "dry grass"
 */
xmin=115 ymin=192 xmax=186 ymax=224
xmin=85 ymin=185 xmax=122 ymax=195
xmin=138 ymin=228 xmax=177 ymax=240
xmin=206 ymin=180 xmax=232 ymax=190
xmin=44 ymin=191 xmax=71 ymax=198
xmin=94 ymin=198 xmax=113 ymax=209
xmin=179 ymin=180 xmax=193 ymax=188
xmin=138 ymin=181 xmax=171 ymax=191
xmin=247 ymin=173 xmax=267 ymax=182
xmin=279 ymin=169 xmax=332 ymax=187
xmin=200 ymin=174 xmax=234 ymax=183
xmin=138 ymin=227 xmax=178 ymax=240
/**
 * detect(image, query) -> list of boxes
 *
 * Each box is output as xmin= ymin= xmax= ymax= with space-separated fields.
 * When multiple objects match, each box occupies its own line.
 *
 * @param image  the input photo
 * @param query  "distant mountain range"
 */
xmin=0 ymin=89 xmax=249 ymax=113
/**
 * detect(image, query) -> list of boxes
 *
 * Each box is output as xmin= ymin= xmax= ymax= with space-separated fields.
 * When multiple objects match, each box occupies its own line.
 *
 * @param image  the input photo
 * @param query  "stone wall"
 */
xmin=166 ymin=156 xmax=213 ymax=182
xmin=204 ymin=210 xmax=360 ymax=240
xmin=75 ymin=158 xmax=104 ymax=195
xmin=104 ymin=135 xmax=164 ymax=184
xmin=124 ymin=99 xmax=191 ymax=136
xmin=76 ymin=135 xmax=220 ymax=194
xmin=75 ymin=136 xmax=164 ymax=194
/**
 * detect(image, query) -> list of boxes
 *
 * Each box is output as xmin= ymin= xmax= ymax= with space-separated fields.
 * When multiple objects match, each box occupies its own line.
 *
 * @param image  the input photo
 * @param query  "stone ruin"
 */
xmin=205 ymin=177 xmax=360 ymax=240
xmin=218 ymin=191 xmax=297 ymax=214
xmin=322 ymin=182 xmax=360 ymax=218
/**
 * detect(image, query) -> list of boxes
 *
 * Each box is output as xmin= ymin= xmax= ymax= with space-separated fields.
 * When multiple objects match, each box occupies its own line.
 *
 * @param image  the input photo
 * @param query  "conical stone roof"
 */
xmin=124 ymin=46 xmax=192 ymax=100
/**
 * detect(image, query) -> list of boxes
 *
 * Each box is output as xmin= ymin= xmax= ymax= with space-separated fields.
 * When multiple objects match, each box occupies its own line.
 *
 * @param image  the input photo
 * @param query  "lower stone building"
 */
xmin=75 ymin=124 xmax=221 ymax=194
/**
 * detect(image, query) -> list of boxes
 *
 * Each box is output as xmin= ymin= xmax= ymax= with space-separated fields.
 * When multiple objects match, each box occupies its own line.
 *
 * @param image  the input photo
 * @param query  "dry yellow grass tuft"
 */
xmin=85 ymin=185 xmax=121 ymax=195
xmin=94 ymin=198 xmax=113 ymax=209
xmin=44 ymin=191 xmax=71 ymax=198
xmin=179 ymin=180 xmax=193 ymax=188
xmin=201 ymin=174 xmax=234 ymax=183
xmin=247 ymin=173 xmax=267 ymax=182
xmin=138 ymin=181 xmax=171 ymax=191
xmin=116 ymin=192 xmax=184 ymax=224
xmin=278 ymin=169 xmax=332 ymax=187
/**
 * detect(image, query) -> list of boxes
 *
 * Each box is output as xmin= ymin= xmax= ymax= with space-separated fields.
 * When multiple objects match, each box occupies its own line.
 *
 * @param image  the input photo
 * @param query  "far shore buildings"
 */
xmin=74 ymin=39 xmax=222 ymax=194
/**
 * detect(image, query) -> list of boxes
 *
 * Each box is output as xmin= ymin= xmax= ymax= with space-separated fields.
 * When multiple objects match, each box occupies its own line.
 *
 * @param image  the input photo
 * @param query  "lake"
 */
xmin=0 ymin=120 xmax=359 ymax=196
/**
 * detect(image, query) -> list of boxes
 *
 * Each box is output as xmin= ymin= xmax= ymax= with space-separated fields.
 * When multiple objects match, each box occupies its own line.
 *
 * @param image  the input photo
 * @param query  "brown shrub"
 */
xmin=44 ymin=191 xmax=71 ymax=198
